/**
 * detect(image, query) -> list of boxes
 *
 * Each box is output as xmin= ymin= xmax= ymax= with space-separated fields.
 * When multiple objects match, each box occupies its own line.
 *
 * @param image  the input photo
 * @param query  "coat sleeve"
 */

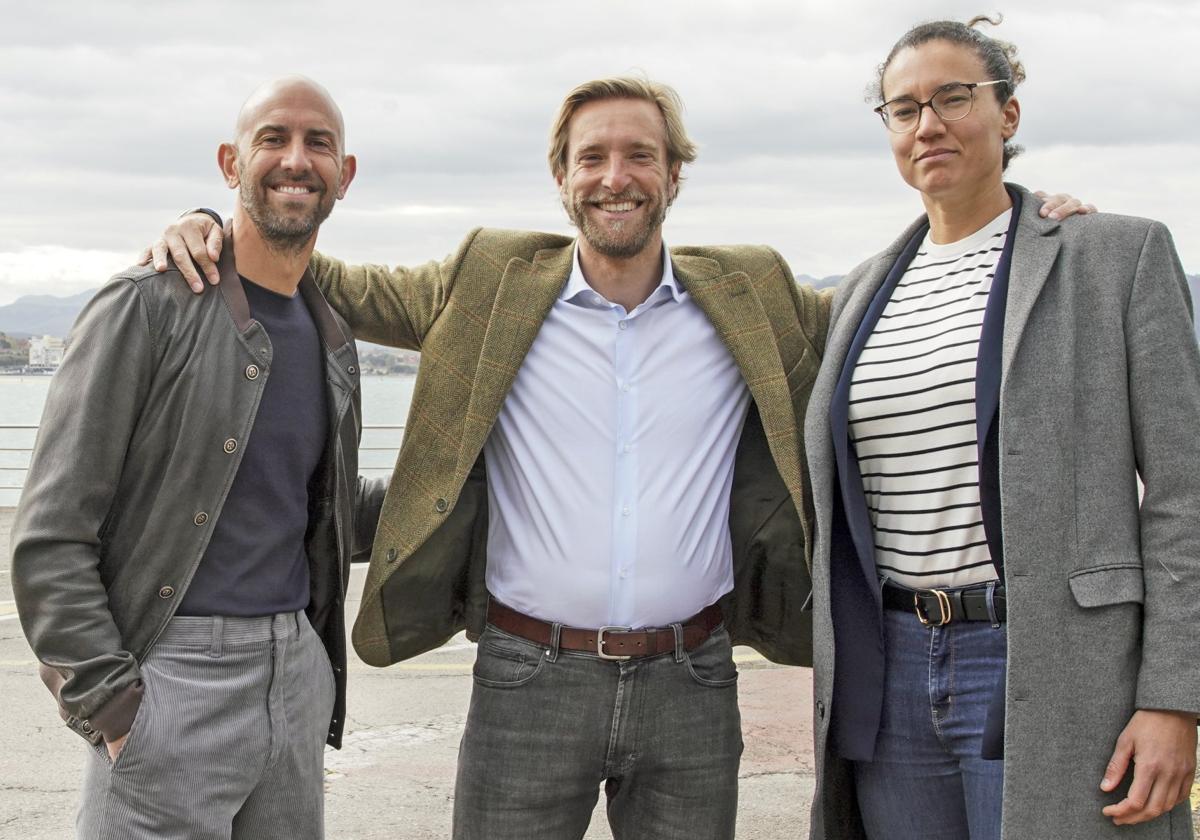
xmin=307 ymin=228 xmax=484 ymax=350
xmin=1123 ymin=221 xmax=1200 ymax=717
xmin=773 ymin=249 xmax=834 ymax=355
xmin=10 ymin=277 xmax=159 ymax=744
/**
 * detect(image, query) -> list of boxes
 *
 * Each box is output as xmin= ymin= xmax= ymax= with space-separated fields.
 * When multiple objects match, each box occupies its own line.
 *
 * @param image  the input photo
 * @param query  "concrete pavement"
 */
xmin=0 ymin=509 xmax=814 ymax=839
xmin=2 ymin=507 xmax=1196 ymax=838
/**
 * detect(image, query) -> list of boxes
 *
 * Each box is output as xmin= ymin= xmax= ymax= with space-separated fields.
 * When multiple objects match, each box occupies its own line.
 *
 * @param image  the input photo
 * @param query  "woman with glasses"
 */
xmin=805 ymin=15 xmax=1199 ymax=840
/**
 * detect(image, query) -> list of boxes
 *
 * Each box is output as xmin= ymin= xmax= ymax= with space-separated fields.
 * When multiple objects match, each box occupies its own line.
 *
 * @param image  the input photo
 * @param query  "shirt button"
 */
xmin=622 ymin=506 xmax=631 ymax=516
xmin=193 ymin=511 xmax=209 ymax=526
xmin=434 ymin=498 xmax=449 ymax=513
xmin=223 ymin=438 xmax=238 ymax=454
xmin=622 ymin=443 xmax=632 ymax=454
xmin=245 ymin=364 xmax=260 ymax=380
xmin=620 ymin=382 xmax=631 ymax=393
xmin=618 ymin=321 xmax=628 ymax=331
xmin=158 ymin=585 xmax=175 ymax=599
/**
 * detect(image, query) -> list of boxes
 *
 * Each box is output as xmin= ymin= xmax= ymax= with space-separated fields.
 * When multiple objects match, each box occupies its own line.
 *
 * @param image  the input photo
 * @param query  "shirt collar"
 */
xmin=561 ymin=242 xmax=683 ymax=309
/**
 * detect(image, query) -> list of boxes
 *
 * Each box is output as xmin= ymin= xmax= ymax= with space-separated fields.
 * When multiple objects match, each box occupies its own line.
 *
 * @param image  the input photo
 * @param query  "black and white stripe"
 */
xmin=848 ymin=211 xmax=1010 ymax=589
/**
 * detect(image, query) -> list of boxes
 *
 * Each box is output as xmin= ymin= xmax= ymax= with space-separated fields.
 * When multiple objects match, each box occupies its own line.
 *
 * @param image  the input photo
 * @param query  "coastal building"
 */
xmin=28 ymin=336 xmax=65 ymax=369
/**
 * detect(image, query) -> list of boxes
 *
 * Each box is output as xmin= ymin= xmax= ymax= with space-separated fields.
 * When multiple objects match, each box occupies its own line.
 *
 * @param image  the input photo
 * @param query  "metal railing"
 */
xmin=0 ymin=423 xmax=406 ymax=497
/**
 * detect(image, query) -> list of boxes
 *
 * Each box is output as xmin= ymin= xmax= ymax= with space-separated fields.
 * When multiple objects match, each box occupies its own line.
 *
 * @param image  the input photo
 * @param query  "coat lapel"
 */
xmin=674 ymin=254 xmax=801 ymax=486
xmin=456 ymin=243 xmax=572 ymax=477
xmin=1001 ymin=190 xmax=1062 ymax=385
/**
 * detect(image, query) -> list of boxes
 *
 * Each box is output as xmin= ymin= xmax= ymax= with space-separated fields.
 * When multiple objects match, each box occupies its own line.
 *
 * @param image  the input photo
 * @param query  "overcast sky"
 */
xmin=1 ymin=0 xmax=1197 ymax=306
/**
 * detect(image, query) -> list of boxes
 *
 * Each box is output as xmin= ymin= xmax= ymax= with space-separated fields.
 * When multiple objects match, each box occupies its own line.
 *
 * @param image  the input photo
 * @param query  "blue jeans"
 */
xmin=853 ymin=608 xmax=1007 ymax=840
xmin=452 ymin=622 xmax=743 ymax=840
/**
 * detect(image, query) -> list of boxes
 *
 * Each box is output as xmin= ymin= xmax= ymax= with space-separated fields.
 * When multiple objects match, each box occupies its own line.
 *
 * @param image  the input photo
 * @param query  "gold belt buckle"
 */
xmin=914 ymin=589 xmax=952 ymax=626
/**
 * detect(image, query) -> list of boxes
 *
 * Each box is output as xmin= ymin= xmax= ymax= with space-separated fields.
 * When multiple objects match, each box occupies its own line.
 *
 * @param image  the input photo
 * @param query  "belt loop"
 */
xmin=671 ymin=622 xmax=685 ymax=663
xmin=208 ymin=615 xmax=224 ymax=658
xmin=985 ymin=581 xmax=1000 ymax=628
xmin=546 ymin=622 xmax=561 ymax=663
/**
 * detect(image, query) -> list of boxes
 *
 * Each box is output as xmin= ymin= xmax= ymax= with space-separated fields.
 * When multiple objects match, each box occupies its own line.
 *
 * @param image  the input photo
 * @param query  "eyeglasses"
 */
xmin=874 ymin=80 xmax=1008 ymax=134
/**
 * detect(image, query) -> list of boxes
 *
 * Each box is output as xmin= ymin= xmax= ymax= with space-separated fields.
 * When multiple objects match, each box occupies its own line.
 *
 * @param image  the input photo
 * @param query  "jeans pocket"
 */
xmin=472 ymin=627 xmax=545 ymax=689
xmin=684 ymin=627 xmax=739 ymax=688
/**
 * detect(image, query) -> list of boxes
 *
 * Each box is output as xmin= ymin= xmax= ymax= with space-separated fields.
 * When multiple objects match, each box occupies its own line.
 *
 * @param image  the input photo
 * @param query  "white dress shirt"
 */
xmin=483 ymin=244 xmax=751 ymax=628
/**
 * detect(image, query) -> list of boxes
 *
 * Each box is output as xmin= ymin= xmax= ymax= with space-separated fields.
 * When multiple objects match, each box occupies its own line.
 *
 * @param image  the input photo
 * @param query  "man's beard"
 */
xmin=564 ymin=187 xmax=670 ymax=259
xmin=238 ymin=170 xmax=334 ymax=254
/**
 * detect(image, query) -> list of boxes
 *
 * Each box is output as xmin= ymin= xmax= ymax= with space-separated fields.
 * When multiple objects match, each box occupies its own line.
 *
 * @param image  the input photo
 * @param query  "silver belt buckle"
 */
xmin=596 ymin=626 xmax=632 ymax=660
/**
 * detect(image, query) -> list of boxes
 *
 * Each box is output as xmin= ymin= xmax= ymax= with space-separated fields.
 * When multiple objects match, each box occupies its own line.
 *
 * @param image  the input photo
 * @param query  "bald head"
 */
xmin=219 ymin=74 xmax=356 ymax=255
xmin=234 ymin=75 xmax=346 ymax=151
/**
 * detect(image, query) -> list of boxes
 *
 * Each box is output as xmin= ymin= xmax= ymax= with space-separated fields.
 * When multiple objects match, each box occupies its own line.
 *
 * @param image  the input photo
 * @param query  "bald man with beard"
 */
xmin=11 ymin=76 xmax=383 ymax=840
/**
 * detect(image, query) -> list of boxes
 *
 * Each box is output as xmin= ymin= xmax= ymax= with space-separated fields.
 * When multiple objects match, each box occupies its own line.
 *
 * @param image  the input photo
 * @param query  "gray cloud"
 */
xmin=0 ymin=0 xmax=1196 ymax=302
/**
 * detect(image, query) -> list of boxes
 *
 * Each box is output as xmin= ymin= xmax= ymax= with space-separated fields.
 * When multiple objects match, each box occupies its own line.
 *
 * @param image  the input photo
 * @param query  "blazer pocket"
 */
xmin=1067 ymin=565 xmax=1144 ymax=608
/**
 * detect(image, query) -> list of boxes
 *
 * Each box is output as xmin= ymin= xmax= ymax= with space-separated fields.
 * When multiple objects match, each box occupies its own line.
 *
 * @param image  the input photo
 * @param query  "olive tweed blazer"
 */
xmin=308 ymin=228 xmax=831 ymax=668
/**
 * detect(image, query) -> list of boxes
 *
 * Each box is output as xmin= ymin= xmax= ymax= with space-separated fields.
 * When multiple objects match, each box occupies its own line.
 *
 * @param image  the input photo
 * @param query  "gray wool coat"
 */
xmin=804 ymin=185 xmax=1200 ymax=839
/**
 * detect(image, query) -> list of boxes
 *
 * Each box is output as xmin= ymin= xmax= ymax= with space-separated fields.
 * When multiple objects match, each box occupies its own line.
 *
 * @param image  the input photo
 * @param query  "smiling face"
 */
xmin=556 ymin=97 xmax=680 ymax=260
xmin=881 ymin=40 xmax=1019 ymax=202
xmin=220 ymin=78 xmax=356 ymax=251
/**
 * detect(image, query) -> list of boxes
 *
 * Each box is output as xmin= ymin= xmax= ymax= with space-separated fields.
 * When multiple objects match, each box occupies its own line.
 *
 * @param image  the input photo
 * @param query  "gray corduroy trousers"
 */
xmin=76 ymin=610 xmax=335 ymax=840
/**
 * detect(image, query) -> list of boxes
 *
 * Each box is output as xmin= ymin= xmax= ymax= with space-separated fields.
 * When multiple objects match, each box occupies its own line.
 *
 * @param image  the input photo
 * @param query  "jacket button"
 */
xmin=386 ymin=547 xmax=398 ymax=563
xmin=223 ymin=438 xmax=238 ymax=454
xmin=158 ymin=585 xmax=175 ymax=599
xmin=434 ymin=498 xmax=449 ymax=513
xmin=347 ymin=365 xmax=357 ymax=375
xmin=245 ymin=364 xmax=260 ymax=380
xmin=193 ymin=511 xmax=209 ymax=526
xmin=816 ymin=700 xmax=826 ymax=719
xmin=80 ymin=720 xmax=93 ymax=733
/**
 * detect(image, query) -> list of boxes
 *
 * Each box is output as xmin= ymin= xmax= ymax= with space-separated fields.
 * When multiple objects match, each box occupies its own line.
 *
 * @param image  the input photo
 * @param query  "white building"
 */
xmin=29 ymin=335 xmax=65 ymax=368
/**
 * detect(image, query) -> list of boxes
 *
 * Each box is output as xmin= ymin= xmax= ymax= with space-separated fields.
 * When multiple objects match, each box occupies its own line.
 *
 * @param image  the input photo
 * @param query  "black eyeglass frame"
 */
xmin=874 ymin=80 xmax=1009 ymax=133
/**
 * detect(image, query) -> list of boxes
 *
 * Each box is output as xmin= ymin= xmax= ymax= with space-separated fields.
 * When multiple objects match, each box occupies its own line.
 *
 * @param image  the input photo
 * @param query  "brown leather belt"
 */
xmin=486 ymin=600 xmax=724 ymax=661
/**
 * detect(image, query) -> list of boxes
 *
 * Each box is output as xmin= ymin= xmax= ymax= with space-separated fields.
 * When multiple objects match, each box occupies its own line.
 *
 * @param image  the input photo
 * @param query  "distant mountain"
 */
xmin=0 ymin=289 xmax=99 ymax=338
xmin=796 ymin=274 xmax=843 ymax=290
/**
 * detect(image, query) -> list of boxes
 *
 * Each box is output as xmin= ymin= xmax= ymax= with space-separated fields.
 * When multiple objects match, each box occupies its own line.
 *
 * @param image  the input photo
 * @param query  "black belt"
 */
xmin=882 ymin=581 xmax=1006 ymax=626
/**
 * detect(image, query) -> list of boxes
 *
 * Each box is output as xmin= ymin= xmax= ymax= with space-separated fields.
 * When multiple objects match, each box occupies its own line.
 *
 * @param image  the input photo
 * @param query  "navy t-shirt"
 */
xmin=177 ymin=276 xmax=329 ymax=617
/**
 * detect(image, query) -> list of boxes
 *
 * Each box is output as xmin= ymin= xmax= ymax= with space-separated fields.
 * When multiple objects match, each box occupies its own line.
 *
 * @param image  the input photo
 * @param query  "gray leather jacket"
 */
xmin=11 ymin=236 xmax=384 ymax=749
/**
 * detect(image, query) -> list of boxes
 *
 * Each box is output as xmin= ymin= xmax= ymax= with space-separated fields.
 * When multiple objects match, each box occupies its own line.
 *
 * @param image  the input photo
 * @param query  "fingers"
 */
xmin=151 ymin=239 xmax=170 ymax=272
xmin=168 ymin=233 xmax=206 ymax=293
xmin=1103 ymin=764 xmax=1188 ymax=825
xmin=204 ymin=225 xmax=225 ymax=281
xmin=135 ymin=247 xmax=152 ymax=267
xmin=1101 ymin=733 xmax=1133 ymax=793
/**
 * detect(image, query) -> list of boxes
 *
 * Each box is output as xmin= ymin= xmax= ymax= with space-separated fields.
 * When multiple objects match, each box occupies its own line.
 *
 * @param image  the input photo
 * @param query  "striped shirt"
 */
xmin=848 ymin=210 xmax=1010 ymax=589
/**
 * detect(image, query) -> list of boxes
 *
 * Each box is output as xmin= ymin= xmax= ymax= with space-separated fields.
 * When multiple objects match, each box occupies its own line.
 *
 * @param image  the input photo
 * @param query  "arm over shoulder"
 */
xmin=308 ymin=228 xmax=485 ymax=349
xmin=770 ymin=249 xmax=833 ymax=354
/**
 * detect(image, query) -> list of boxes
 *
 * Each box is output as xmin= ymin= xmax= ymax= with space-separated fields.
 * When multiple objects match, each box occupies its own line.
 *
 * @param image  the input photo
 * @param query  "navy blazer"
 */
xmin=828 ymin=189 xmax=1022 ymax=761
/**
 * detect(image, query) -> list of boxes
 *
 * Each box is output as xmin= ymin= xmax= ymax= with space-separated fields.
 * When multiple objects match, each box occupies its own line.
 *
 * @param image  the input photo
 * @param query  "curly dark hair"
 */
xmin=870 ymin=14 xmax=1026 ymax=169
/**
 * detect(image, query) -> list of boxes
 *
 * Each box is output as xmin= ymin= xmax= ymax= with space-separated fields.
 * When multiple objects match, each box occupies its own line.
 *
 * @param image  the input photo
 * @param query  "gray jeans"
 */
xmin=77 ymin=611 xmax=335 ymax=840
xmin=453 ymin=622 xmax=743 ymax=840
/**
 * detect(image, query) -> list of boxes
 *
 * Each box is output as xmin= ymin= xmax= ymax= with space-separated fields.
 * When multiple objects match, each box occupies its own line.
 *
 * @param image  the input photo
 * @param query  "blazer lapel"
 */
xmin=675 ymin=254 xmax=801 ymax=487
xmin=829 ymin=220 xmax=928 ymax=589
xmin=456 ymin=243 xmax=572 ymax=476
